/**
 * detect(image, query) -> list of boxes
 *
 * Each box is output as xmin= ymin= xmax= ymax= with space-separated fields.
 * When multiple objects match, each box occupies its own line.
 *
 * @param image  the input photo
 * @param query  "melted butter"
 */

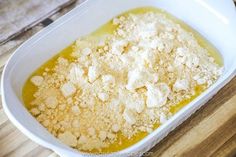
xmin=22 ymin=45 xmax=75 ymax=108
xmin=22 ymin=7 xmax=223 ymax=153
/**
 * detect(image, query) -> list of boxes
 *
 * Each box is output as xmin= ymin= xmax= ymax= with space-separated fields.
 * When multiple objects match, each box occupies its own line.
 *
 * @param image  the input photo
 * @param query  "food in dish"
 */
xmin=22 ymin=7 xmax=223 ymax=153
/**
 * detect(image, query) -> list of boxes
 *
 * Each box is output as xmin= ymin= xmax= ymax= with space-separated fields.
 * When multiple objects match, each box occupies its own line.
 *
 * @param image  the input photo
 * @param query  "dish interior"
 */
xmin=22 ymin=7 xmax=222 ymax=153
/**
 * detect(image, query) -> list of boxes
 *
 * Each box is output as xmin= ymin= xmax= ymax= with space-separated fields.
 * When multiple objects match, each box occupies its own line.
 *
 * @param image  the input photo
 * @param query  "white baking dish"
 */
xmin=2 ymin=0 xmax=236 ymax=156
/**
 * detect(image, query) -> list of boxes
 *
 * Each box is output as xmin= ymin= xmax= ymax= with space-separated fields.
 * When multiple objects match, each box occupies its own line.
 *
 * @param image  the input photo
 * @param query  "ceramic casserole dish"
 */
xmin=2 ymin=0 xmax=236 ymax=156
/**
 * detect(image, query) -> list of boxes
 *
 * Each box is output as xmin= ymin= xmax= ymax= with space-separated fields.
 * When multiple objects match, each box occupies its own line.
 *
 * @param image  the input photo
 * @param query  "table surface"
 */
xmin=0 ymin=1 xmax=236 ymax=157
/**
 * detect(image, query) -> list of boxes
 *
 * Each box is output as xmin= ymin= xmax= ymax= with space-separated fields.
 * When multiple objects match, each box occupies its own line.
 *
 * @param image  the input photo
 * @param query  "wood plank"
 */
xmin=23 ymin=147 xmax=52 ymax=157
xmin=175 ymin=110 xmax=236 ymax=157
xmin=0 ymin=0 xmax=76 ymax=45
xmin=0 ymin=109 xmax=8 ymax=125
xmin=212 ymin=134 xmax=236 ymax=157
xmin=0 ymin=129 xmax=29 ymax=156
xmin=4 ymin=140 xmax=38 ymax=157
xmin=0 ymin=120 xmax=16 ymax=140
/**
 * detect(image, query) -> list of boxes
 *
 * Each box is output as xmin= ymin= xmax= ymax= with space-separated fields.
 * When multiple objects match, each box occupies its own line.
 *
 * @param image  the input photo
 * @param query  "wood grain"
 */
xmin=0 ymin=1 xmax=236 ymax=157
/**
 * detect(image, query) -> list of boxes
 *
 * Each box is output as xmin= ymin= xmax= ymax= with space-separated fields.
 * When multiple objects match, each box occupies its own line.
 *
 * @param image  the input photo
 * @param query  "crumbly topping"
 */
xmin=28 ymin=11 xmax=222 ymax=152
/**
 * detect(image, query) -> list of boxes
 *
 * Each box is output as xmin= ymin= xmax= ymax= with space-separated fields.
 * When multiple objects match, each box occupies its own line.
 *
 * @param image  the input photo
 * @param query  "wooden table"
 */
xmin=0 ymin=1 xmax=236 ymax=157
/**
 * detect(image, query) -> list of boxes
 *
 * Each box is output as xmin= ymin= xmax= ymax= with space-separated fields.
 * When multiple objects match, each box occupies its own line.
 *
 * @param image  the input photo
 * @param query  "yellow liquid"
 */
xmin=22 ymin=7 xmax=223 ymax=153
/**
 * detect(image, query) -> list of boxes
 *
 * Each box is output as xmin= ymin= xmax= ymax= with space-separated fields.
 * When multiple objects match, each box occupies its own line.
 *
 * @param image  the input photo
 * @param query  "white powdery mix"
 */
xmin=29 ymin=11 xmax=222 ymax=151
